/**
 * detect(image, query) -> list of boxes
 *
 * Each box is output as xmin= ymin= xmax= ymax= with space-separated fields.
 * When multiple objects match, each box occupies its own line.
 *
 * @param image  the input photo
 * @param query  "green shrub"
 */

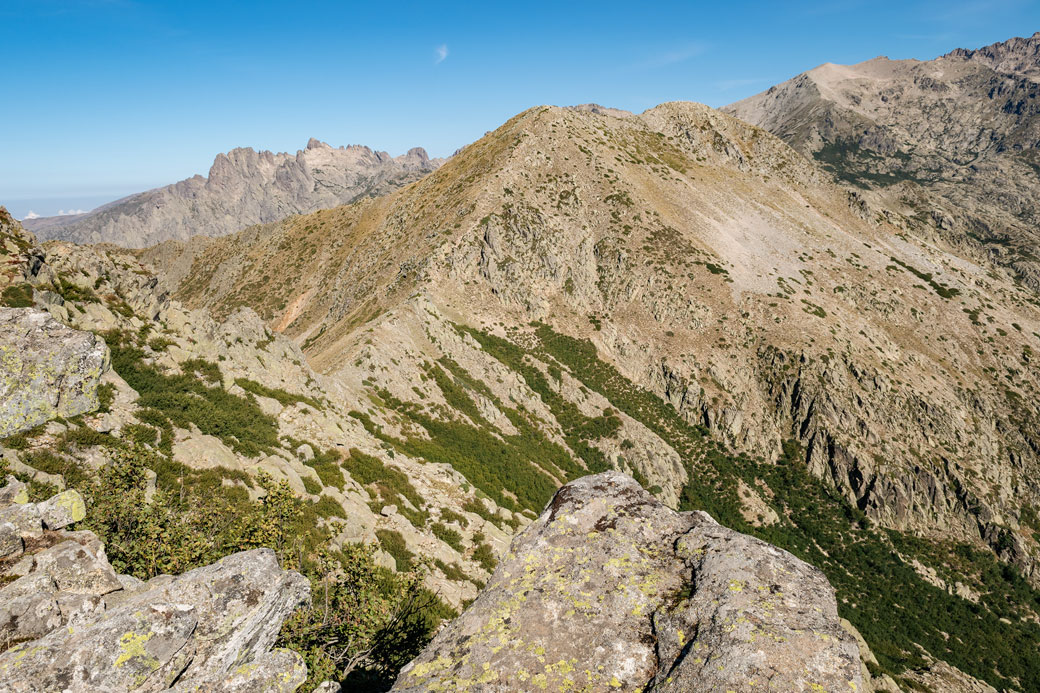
xmin=147 ymin=336 xmax=176 ymax=352
xmin=124 ymin=423 xmax=158 ymax=447
xmin=1 ymin=283 xmax=33 ymax=308
xmin=434 ymin=559 xmax=469 ymax=582
xmin=344 ymin=449 xmax=427 ymax=527
xmin=431 ymin=522 xmax=464 ymax=553
xmin=311 ymin=495 xmax=345 ymax=519
xmin=376 ymin=529 xmax=414 ymax=572
xmin=439 ymin=507 xmax=469 ymax=527
xmin=471 ymin=543 xmax=497 ymax=573
xmin=301 ymin=476 xmax=322 ymax=495
xmin=96 ymin=382 xmax=116 ymax=413
xmin=304 ymin=448 xmax=345 ymax=489
xmin=462 ymin=498 xmax=503 ymax=529
xmin=22 ymin=449 xmax=89 ymax=488
xmin=54 ymin=277 xmax=99 ymax=304
xmin=278 ymin=542 xmax=454 ymax=690
xmin=104 ymin=331 xmax=280 ymax=457
xmin=235 ymin=377 xmax=323 ymax=410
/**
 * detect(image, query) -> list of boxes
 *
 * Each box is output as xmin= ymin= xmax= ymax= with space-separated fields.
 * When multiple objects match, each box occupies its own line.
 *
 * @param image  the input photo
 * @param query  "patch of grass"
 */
xmin=147 ymin=336 xmax=176 ymax=352
xmin=471 ymin=543 xmax=497 ymax=573
xmin=104 ymin=330 xmax=280 ymax=457
xmin=376 ymin=529 xmax=414 ymax=572
xmin=439 ymin=507 xmax=469 ymax=527
xmin=431 ymin=522 xmax=464 ymax=553
xmin=235 ymin=377 xmax=323 ymax=411
xmin=434 ymin=559 xmax=469 ymax=582
xmin=344 ymin=449 xmax=427 ymax=527
xmin=304 ymin=447 xmax=345 ymax=489
xmin=96 ymin=382 xmax=116 ymax=413
xmin=54 ymin=277 xmax=100 ymax=304
xmin=889 ymin=257 xmax=960 ymax=299
xmin=1 ymin=283 xmax=33 ymax=308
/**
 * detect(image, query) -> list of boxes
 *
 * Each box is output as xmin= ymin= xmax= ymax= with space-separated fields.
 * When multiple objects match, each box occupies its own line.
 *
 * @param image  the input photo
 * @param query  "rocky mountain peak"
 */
xmin=724 ymin=33 xmax=1040 ymax=291
xmin=21 ymin=139 xmax=445 ymax=247
xmin=943 ymin=31 xmax=1040 ymax=79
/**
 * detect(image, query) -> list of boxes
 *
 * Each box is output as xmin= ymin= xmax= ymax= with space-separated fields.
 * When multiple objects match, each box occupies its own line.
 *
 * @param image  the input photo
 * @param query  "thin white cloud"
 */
xmin=627 ymin=43 xmax=707 ymax=71
xmin=58 ymin=209 xmax=88 ymax=216
xmin=23 ymin=210 xmax=39 ymax=220
xmin=435 ymin=44 xmax=448 ymax=64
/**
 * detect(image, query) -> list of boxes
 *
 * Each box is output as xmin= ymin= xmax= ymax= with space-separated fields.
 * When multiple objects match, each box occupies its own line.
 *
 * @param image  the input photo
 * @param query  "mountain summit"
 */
xmin=22 ymin=141 xmax=442 ymax=248
xmin=724 ymin=32 xmax=1040 ymax=290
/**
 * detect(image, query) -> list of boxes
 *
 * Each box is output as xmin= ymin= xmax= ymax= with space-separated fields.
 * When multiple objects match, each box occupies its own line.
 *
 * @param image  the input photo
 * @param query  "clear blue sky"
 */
xmin=2 ymin=0 xmax=1037 ymax=219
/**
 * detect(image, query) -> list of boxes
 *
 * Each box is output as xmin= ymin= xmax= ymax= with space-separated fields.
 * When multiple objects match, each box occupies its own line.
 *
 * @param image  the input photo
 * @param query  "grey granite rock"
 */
xmin=0 ymin=308 xmax=110 ymax=437
xmin=0 ymin=476 xmax=29 ymax=507
xmin=29 ymin=539 xmax=123 ymax=596
xmin=36 ymin=489 xmax=86 ymax=529
xmin=0 ymin=602 xmax=197 ymax=692
xmin=393 ymin=472 xmax=864 ymax=692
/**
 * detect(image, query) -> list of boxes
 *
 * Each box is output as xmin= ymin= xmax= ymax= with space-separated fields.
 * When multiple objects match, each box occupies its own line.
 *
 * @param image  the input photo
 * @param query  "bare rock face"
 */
xmin=393 ymin=472 xmax=863 ymax=692
xmin=21 ymin=141 xmax=443 ymax=248
xmin=0 ymin=308 xmax=110 ymax=437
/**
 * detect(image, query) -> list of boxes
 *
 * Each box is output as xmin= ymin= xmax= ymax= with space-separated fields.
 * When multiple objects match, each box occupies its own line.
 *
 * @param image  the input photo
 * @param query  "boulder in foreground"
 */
xmin=393 ymin=471 xmax=864 ymax=692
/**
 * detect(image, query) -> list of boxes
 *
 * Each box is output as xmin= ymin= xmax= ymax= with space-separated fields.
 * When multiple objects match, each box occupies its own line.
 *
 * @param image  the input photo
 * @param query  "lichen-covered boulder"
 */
xmin=0 ymin=475 xmax=29 ymax=506
xmin=0 ymin=308 xmax=110 ymax=437
xmin=164 ymin=649 xmax=308 ymax=692
xmin=0 ymin=502 xmax=42 ymax=538
xmin=102 ymin=548 xmax=310 ymax=690
xmin=0 ymin=571 xmax=62 ymax=642
xmin=37 ymin=489 xmax=87 ymax=529
xmin=393 ymin=471 xmax=864 ymax=692
xmin=0 ymin=548 xmax=310 ymax=692
xmin=0 ymin=602 xmax=198 ymax=692
xmin=31 ymin=539 xmax=124 ymax=596
xmin=0 ymin=521 xmax=22 ymax=558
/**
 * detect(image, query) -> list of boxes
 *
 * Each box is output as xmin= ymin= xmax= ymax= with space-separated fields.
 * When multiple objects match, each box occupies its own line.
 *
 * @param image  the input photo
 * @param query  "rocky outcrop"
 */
xmin=0 ymin=308 xmax=110 ymax=437
xmin=22 ymin=141 xmax=443 ymax=247
xmin=0 ymin=475 xmax=310 ymax=692
xmin=393 ymin=472 xmax=864 ymax=692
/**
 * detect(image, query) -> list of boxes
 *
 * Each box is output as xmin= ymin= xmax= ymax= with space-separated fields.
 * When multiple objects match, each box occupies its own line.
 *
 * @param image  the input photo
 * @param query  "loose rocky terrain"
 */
xmin=725 ymin=32 xmax=1040 ymax=291
xmin=22 ymin=140 xmax=442 ymax=248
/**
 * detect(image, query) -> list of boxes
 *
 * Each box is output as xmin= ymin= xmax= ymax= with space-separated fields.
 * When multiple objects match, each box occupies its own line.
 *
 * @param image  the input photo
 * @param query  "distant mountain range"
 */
xmin=725 ymin=31 xmax=1040 ymax=290
xmin=22 ymin=139 xmax=442 ymax=247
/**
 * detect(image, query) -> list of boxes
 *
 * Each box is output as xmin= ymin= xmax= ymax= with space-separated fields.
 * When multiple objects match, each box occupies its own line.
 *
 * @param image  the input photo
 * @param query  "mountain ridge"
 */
xmin=149 ymin=100 xmax=1040 ymax=596
xmin=22 ymin=139 xmax=443 ymax=248
xmin=723 ymin=32 xmax=1040 ymax=291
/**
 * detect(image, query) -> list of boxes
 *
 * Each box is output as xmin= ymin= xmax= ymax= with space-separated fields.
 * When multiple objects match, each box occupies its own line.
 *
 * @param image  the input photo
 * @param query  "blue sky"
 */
xmin=1 ymin=0 xmax=1037 ymax=219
